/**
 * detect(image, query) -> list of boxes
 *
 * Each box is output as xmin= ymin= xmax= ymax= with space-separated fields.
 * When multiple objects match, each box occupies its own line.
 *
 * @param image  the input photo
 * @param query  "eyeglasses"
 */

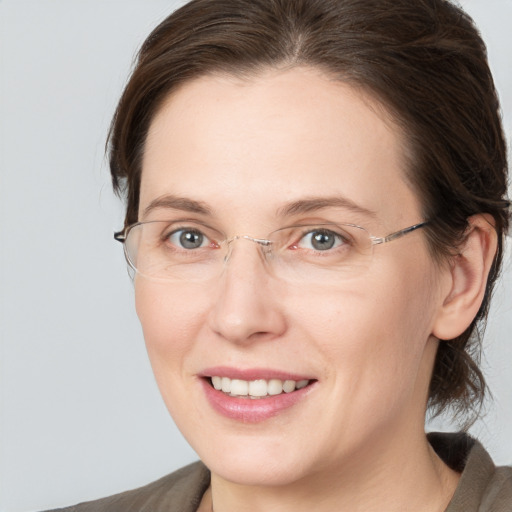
xmin=114 ymin=220 xmax=428 ymax=283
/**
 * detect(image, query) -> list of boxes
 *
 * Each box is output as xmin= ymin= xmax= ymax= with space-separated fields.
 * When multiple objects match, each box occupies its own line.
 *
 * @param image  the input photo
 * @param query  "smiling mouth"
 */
xmin=209 ymin=376 xmax=313 ymax=399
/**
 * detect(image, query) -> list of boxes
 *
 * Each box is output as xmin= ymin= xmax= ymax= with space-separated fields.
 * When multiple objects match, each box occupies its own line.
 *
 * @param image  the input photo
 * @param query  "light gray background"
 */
xmin=0 ymin=1 xmax=510 ymax=511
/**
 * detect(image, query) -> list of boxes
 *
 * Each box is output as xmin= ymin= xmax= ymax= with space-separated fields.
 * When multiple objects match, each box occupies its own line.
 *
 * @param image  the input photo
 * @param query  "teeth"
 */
xmin=296 ymin=379 xmax=309 ymax=389
xmin=267 ymin=379 xmax=283 ymax=396
xmin=249 ymin=379 xmax=267 ymax=397
xmin=210 ymin=376 xmax=310 ymax=398
xmin=231 ymin=379 xmax=249 ymax=396
xmin=283 ymin=380 xmax=296 ymax=393
xmin=221 ymin=376 xmax=231 ymax=393
xmin=211 ymin=376 xmax=222 ymax=390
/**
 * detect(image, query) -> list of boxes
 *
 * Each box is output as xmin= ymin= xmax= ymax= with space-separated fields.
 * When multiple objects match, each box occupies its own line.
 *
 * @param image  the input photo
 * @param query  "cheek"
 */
xmin=292 ymin=260 xmax=438 ymax=397
xmin=134 ymin=279 xmax=215 ymax=433
xmin=134 ymin=279 xmax=208 ymax=369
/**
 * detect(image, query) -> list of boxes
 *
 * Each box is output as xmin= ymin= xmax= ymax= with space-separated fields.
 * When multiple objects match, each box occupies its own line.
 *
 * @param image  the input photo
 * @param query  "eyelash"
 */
xmin=293 ymin=228 xmax=350 ymax=250
xmin=160 ymin=225 xmax=351 ymax=253
xmin=163 ymin=227 xmax=214 ymax=247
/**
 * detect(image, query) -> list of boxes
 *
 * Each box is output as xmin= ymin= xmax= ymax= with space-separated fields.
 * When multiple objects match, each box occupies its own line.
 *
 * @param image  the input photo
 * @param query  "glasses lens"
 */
xmin=124 ymin=221 xmax=223 ymax=281
xmin=268 ymin=223 xmax=373 ymax=282
xmin=123 ymin=222 xmax=374 ymax=282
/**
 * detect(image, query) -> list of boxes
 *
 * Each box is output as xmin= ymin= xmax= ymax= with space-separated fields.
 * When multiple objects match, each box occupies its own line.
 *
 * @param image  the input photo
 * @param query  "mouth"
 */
xmin=200 ymin=367 xmax=317 ymax=422
xmin=208 ymin=376 xmax=312 ymax=399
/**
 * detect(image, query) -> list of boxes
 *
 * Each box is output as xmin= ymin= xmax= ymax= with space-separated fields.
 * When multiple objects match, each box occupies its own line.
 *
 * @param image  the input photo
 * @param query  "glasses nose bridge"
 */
xmin=224 ymin=234 xmax=273 ymax=263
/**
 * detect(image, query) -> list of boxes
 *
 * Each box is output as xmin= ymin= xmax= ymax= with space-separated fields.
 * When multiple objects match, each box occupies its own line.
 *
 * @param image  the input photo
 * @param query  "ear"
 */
xmin=432 ymin=214 xmax=498 ymax=341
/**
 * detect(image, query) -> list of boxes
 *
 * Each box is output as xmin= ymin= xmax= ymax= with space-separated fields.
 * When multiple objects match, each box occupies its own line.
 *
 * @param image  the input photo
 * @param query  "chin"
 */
xmin=190 ymin=431 xmax=321 ymax=487
xmin=208 ymin=456 xmax=310 ymax=487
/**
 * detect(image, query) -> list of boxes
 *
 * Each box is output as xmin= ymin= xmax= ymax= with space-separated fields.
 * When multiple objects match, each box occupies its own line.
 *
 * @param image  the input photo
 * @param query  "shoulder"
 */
xmin=460 ymin=446 xmax=512 ymax=512
xmin=488 ymin=465 xmax=512 ymax=511
xmin=429 ymin=432 xmax=512 ymax=512
xmin=42 ymin=461 xmax=210 ymax=512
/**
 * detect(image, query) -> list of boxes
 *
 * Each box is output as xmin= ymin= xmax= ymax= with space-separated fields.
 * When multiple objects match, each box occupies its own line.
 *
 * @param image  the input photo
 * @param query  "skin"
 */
xmin=135 ymin=66 xmax=493 ymax=511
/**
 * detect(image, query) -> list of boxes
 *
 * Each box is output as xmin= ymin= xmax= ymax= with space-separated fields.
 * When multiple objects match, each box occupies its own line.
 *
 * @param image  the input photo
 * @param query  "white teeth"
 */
xmin=211 ymin=376 xmax=222 ymax=390
xmin=283 ymin=380 xmax=296 ymax=393
xmin=221 ymin=377 xmax=231 ymax=393
xmin=210 ymin=376 xmax=310 ymax=398
xmin=248 ymin=379 xmax=267 ymax=397
xmin=296 ymin=379 xmax=309 ymax=390
xmin=230 ymin=379 xmax=249 ymax=396
xmin=267 ymin=379 xmax=283 ymax=395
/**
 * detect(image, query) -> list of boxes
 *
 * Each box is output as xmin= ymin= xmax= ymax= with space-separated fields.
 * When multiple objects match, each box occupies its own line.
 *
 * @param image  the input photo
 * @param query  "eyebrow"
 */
xmin=276 ymin=196 xmax=378 ymax=219
xmin=142 ymin=193 xmax=377 ymax=220
xmin=143 ymin=194 xmax=212 ymax=218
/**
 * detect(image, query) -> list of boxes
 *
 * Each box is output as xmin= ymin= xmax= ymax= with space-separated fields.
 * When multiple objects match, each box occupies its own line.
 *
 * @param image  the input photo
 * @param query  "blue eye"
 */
xmin=298 ymin=229 xmax=345 ymax=251
xmin=168 ymin=229 xmax=210 ymax=249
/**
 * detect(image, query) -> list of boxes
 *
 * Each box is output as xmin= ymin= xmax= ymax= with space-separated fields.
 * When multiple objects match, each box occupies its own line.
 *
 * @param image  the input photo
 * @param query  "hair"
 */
xmin=107 ymin=0 xmax=510 ymax=423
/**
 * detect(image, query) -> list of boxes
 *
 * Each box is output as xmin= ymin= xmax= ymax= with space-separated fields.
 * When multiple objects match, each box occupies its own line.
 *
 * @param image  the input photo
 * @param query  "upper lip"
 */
xmin=200 ymin=366 xmax=315 ymax=382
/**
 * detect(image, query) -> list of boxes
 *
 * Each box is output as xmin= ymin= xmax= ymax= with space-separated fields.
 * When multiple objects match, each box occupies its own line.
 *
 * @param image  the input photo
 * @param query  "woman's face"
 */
xmin=136 ymin=67 xmax=448 ymax=486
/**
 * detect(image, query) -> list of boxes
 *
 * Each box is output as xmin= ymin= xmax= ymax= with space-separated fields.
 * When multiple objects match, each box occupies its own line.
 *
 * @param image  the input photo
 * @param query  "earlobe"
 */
xmin=432 ymin=214 xmax=498 ymax=341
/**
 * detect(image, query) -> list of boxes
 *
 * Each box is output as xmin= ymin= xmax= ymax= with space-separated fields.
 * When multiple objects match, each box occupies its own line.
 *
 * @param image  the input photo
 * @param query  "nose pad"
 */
xmin=224 ymin=235 xmax=273 ymax=265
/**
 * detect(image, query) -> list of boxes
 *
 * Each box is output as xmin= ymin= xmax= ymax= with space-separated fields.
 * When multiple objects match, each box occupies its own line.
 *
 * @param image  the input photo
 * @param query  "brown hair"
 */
xmin=108 ymin=0 xmax=510 ymax=423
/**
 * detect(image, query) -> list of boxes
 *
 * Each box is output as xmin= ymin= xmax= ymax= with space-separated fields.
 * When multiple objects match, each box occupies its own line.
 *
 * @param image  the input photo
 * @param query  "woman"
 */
xmin=47 ymin=0 xmax=511 ymax=510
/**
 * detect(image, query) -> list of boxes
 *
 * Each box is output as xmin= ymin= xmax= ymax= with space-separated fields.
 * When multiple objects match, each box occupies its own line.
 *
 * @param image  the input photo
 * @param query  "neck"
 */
xmin=204 ymin=429 xmax=459 ymax=512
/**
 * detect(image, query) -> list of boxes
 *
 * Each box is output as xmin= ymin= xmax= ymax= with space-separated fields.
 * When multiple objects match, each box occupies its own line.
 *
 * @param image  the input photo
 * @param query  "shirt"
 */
xmin=44 ymin=432 xmax=512 ymax=512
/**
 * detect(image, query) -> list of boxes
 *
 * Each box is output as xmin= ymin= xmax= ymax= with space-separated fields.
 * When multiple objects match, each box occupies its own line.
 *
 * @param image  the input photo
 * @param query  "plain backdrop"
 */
xmin=0 ymin=1 xmax=510 ymax=511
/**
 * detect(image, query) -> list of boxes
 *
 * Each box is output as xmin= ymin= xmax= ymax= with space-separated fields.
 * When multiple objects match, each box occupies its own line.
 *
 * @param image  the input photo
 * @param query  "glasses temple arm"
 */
xmin=371 ymin=221 xmax=429 ymax=245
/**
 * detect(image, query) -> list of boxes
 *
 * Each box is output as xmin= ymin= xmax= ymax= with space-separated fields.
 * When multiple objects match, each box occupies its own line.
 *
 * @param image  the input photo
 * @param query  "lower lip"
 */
xmin=200 ymin=379 xmax=315 ymax=423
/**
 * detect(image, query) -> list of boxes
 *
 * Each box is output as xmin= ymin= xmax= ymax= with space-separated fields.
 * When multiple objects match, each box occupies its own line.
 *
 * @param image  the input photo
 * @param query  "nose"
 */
xmin=207 ymin=237 xmax=287 ymax=344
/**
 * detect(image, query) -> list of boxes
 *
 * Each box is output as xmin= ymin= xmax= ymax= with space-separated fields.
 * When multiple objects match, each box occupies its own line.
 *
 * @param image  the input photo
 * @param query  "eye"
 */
xmin=167 ymin=228 xmax=211 ymax=250
xmin=297 ymin=229 xmax=346 ymax=251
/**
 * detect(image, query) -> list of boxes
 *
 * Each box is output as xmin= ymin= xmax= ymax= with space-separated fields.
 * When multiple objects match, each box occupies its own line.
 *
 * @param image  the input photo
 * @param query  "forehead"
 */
xmin=140 ymin=67 xmax=420 ymax=228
